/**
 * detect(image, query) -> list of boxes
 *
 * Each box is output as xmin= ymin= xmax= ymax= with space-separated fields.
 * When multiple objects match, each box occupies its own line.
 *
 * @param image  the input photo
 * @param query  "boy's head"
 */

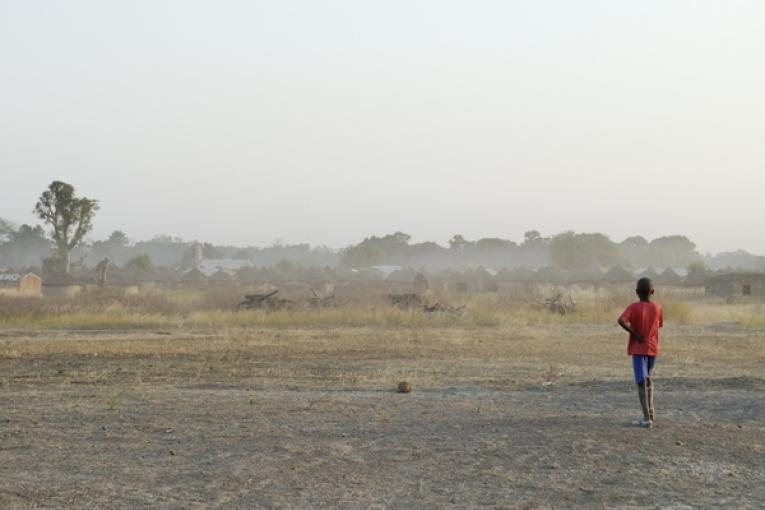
xmin=636 ymin=277 xmax=654 ymax=300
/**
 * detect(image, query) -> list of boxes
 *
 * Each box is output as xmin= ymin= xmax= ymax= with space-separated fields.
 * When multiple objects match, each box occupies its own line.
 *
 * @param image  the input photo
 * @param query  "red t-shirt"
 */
xmin=619 ymin=301 xmax=663 ymax=356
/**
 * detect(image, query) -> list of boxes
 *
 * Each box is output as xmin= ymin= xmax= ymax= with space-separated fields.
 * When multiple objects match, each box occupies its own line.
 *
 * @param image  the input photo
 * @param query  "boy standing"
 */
xmin=618 ymin=278 xmax=664 ymax=428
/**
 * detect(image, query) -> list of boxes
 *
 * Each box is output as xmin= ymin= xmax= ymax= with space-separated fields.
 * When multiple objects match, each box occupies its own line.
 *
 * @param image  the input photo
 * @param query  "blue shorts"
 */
xmin=632 ymin=355 xmax=656 ymax=385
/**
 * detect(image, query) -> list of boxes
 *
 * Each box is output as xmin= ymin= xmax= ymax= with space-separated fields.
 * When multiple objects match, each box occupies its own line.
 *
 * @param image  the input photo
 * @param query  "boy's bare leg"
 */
xmin=638 ymin=383 xmax=650 ymax=421
xmin=646 ymin=378 xmax=655 ymax=422
xmin=633 ymin=380 xmax=653 ymax=427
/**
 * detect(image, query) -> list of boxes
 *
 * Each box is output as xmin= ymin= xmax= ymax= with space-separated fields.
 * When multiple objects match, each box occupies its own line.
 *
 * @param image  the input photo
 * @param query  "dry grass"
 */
xmin=0 ymin=286 xmax=761 ymax=391
xmin=0 ymin=286 xmax=756 ymax=330
xmin=2 ymin=321 xmax=763 ymax=387
xmin=689 ymin=301 xmax=765 ymax=327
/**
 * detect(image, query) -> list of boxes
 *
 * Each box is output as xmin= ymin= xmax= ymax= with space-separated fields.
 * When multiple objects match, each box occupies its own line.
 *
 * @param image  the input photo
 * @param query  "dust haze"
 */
xmin=1 ymin=2 xmax=764 ymax=509
xmin=2 ymin=1 xmax=765 ymax=254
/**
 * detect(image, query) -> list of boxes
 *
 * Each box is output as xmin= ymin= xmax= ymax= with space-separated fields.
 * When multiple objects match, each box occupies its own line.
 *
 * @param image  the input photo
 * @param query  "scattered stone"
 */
xmin=397 ymin=381 xmax=412 ymax=393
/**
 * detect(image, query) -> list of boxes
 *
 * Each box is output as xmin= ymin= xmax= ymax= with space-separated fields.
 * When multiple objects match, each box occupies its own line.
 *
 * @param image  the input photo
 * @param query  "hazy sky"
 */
xmin=2 ymin=1 xmax=764 ymax=254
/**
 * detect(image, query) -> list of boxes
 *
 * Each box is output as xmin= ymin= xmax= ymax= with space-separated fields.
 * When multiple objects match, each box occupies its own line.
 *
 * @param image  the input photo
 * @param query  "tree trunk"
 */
xmin=62 ymin=248 xmax=71 ymax=275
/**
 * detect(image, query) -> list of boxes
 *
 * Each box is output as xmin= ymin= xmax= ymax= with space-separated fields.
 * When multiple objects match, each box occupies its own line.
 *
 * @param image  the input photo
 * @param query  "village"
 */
xmin=2 ymin=256 xmax=764 ymax=303
xmin=3 ymin=182 xmax=763 ymax=305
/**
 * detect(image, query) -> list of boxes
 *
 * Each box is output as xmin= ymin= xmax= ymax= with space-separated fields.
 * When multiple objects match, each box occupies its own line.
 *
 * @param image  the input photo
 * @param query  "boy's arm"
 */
xmin=617 ymin=318 xmax=645 ymax=342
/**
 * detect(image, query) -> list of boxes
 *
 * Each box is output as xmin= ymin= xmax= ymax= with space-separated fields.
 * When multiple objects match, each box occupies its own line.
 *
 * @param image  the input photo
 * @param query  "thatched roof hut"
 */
xmin=683 ymin=270 xmax=707 ymax=287
xmin=466 ymin=267 xmax=498 ymax=291
xmin=208 ymin=268 xmax=237 ymax=286
xmin=706 ymin=272 xmax=765 ymax=298
xmin=638 ymin=267 xmax=660 ymax=280
xmin=180 ymin=267 xmax=208 ymax=285
xmin=494 ymin=267 xmax=534 ymax=282
xmin=656 ymin=268 xmax=683 ymax=286
xmin=0 ymin=272 xmax=43 ymax=297
xmin=235 ymin=266 xmax=285 ymax=290
xmin=568 ymin=267 xmax=604 ymax=284
xmin=42 ymin=274 xmax=82 ymax=298
xmin=529 ymin=266 xmax=569 ymax=284
xmin=299 ymin=267 xmax=335 ymax=284
xmin=153 ymin=266 xmax=181 ymax=285
xmin=437 ymin=268 xmax=460 ymax=280
xmin=234 ymin=266 xmax=259 ymax=285
xmin=386 ymin=267 xmax=419 ymax=284
xmin=106 ymin=267 xmax=157 ymax=293
xmin=603 ymin=266 xmax=634 ymax=284
xmin=258 ymin=267 xmax=286 ymax=284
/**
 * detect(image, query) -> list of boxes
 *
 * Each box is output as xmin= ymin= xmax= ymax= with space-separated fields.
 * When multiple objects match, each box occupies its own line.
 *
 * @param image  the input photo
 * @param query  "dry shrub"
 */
xmin=0 ymin=296 xmax=57 ymax=319
xmin=0 ymin=289 xmax=179 ymax=325
xmin=196 ymin=288 xmax=245 ymax=310
xmin=86 ymin=289 xmax=180 ymax=315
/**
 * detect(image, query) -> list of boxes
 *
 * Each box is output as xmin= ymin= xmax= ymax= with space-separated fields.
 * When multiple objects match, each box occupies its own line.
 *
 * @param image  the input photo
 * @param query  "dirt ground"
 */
xmin=1 ymin=324 xmax=763 ymax=509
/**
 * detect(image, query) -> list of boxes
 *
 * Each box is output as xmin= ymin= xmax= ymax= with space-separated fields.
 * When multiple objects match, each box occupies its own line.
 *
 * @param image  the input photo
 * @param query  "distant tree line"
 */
xmin=1 ymin=181 xmax=764 ymax=275
xmin=336 ymin=230 xmax=734 ymax=272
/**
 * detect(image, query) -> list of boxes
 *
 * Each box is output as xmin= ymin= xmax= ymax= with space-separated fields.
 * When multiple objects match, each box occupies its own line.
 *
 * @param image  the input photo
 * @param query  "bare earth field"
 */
xmin=1 ymin=319 xmax=764 ymax=508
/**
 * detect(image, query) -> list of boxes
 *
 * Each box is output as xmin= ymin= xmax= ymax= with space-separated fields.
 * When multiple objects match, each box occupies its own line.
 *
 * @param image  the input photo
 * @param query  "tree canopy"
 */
xmin=549 ymin=232 xmax=625 ymax=271
xmin=341 ymin=243 xmax=386 ymax=269
xmin=0 ymin=217 xmax=14 ymax=241
xmin=34 ymin=181 xmax=99 ymax=274
xmin=124 ymin=254 xmax=154 ymax=273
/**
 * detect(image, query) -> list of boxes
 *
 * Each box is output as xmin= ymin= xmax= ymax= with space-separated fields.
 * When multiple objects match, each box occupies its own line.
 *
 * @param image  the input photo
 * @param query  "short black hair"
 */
xmin=636 ymin=277 xmax=653 ymax=298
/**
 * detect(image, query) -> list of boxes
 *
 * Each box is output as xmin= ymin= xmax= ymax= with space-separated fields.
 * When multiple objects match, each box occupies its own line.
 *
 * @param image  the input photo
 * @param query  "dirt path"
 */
xmin=1 ymin=326 xmax=763 ymax=508
xmin=1 ymin=375 xmax=763 ymax=508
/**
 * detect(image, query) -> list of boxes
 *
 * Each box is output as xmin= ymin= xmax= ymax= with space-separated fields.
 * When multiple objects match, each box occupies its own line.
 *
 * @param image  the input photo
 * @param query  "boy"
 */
xmin=618 ymin=277 xmax=663 ymax=428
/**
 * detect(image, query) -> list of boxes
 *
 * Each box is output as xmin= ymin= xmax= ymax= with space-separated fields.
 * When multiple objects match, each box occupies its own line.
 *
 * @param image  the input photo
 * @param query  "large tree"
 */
xmin=448 ymin=234 xmax=470 ymax=251
xmin=124 ymin=254 xmax=154 ymax=273
xmin=90 ymin=230 xmax=130 ymax=265
xmin=523 ymin=230 xmax=543 ymax=244
xmin=340 ymin=243 xmax=385 ymax=269
xmin=34 ymin=181 xmax=99 ymax=274
xmin=649 ymin=235 xmax=698 ymax=268
xmin=0 ymin=217 xmax=14 ymax=242
xmin=0 ymin=224 xmax=52 ymax=268
xmin=549 ymin=231 xmax=625 ymax=271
